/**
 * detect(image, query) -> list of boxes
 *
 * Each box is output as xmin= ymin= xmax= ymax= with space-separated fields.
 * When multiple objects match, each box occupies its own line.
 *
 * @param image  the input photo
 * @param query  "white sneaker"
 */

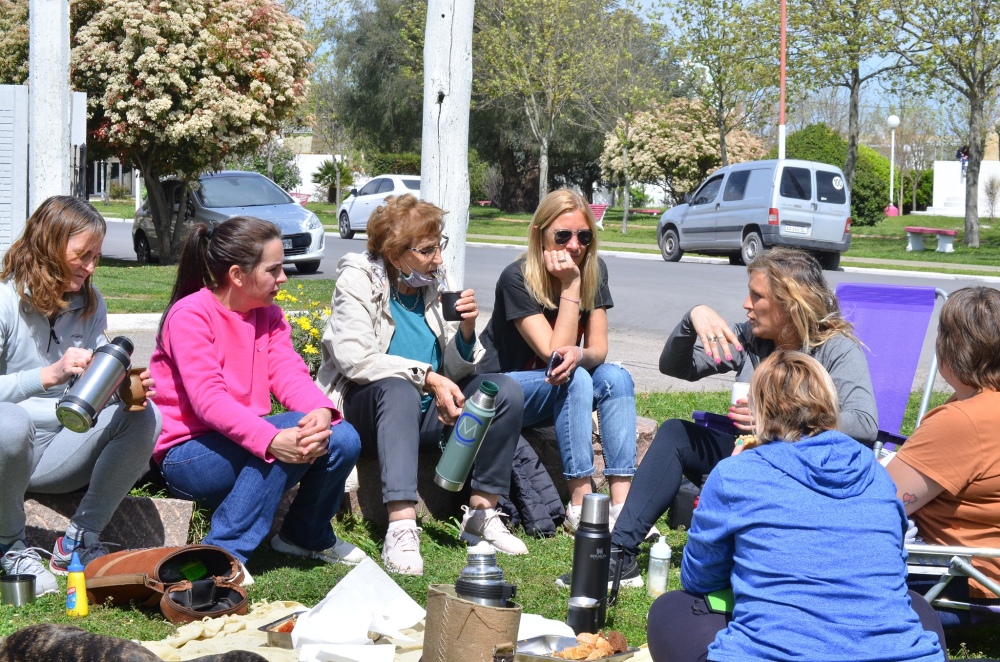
xmin=271 ymin=534 xmax=367 ymax=566
xmin=459 ymin=506 xmax=528 ymax=555
xmin=2 ymin=541 xmax=59 ymax=596
xmin=564 ymin=503 xmax=582 ymax=534
xmin=238 ymin=561 xmax=255 ymax=587
xmin=608 ymin=503 xmax=659 ymax=540
xmin=382 ymin=523 xmax=423 ymax=576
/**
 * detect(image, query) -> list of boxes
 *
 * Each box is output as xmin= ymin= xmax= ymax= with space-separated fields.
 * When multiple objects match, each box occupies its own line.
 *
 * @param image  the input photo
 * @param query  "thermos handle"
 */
xmin=608 ymin=548 xmax=622 ymax=607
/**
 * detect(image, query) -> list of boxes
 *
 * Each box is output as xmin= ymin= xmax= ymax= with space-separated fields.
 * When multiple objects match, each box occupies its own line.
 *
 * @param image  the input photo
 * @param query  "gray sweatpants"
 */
xmin=0 ymin=400 xmax=161 ymax=546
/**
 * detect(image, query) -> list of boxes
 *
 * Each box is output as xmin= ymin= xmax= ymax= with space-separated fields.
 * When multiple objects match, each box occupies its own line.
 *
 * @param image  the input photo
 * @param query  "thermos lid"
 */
xmin=580 ymin=493 xmax=610 ymax=527
xmin=110 ymin=335 xmax=135 ymax=356
xmin=479 ymin=380 xmax=499 ymax=397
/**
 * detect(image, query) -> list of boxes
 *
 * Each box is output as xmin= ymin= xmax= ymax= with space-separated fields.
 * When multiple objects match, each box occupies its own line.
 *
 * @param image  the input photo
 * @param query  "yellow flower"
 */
xmin=303 ymin=344 xmax=319 ymax=354
xmin=323 ymin=307 xmax=331 ymax=317
xmin=295 ymin=317 xmax=313 ymax=331
xmin=310 ymin=327 xmax=320 ymax=339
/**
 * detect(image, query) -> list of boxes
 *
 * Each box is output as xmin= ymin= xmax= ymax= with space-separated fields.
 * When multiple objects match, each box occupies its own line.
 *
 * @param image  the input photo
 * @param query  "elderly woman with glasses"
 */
xmin=480 ymin=189 xmax=638 ymax=533
xmin=316 ymin=194 xmax=528 ymax=577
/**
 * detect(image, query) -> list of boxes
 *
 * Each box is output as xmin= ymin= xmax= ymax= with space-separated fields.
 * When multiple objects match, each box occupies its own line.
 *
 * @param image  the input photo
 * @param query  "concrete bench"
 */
xmin=629 ymin=208 xmax=661 ymax=216
xmin=342 ymin=416 xmax=659 ymax=528
xmin=476 ymin=200 xmax=492 ymax=207
xmin=589 ymin=204 xmax=609 ymax=230
xmin=905 ymin=226 xmax=957 ymax=253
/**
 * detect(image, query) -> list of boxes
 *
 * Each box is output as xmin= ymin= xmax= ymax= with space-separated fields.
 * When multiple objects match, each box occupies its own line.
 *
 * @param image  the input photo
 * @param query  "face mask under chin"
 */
xmin=397 ymin=263 xmax=438 ymax=289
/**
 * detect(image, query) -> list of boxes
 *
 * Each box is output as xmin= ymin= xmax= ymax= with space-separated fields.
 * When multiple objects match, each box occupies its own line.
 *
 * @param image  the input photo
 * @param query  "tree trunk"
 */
xmin=843 ymin=68 xmax=861 ymax=190
xmin=966 ymin=93 xmax=983 ymax=247
xmin=421 ymin=0 xmax=474 ymax=285
xmin=717 ymin=106 xmax=728 ymax=167
xmin=538 ymin=135 xmax=550 ymax=203
xmin=335 ymin=162 xmax=342 ymax=207
xmin=621 ymin=143 xmax=631 ymax=234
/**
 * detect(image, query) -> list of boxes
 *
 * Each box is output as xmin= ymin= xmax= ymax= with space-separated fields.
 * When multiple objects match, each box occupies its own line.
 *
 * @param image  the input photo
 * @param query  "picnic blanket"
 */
xmin=141 ymin=599 xmax=651 ymax=662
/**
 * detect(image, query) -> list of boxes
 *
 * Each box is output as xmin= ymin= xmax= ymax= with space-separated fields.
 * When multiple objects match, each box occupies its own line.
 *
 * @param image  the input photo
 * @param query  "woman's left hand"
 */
xmin=546 ymin=345 xmax=582 ymax=386
xmin=296 ymin=408 xmax=333 ymax=461
xmin=139 ymin=368 xmax=156 ymax=403
xmin=455 ymin=288 xmax=478 ymax=339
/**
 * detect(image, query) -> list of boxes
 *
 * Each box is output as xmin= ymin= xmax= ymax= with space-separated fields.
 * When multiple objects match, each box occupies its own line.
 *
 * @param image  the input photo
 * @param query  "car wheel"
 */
xmin=817 ymin=251 xmax=841 ymax=271
xmin=728 ymin=252 xmax=744 ymax=266
xmin=135 ymin=232 xmax=152 ymax=264
xmin=296 ymin=260 xmax=321 ymax=275
xmin=339 ymin=212 xmax=355 ymax=239
xmin=741 ymin=231 xmax=763 ymax=265
xmin=659 ymin=228 xmax=683 ymax=262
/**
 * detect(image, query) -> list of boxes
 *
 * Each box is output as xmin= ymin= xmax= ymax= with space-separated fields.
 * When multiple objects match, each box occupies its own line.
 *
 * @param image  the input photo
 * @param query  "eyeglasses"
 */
xmin=551 ymin=229 xmax=594 ymax=246
xmin=408 ymin=236 xmax=449 ymax=257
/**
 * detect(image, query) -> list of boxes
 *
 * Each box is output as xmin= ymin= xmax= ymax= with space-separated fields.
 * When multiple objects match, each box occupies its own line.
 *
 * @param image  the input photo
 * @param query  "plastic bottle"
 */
xmin=434 ymin=381 xmax=498 ymax=492
xmin=66 ymin=551 xmax=89 ymax=617
xmin=646 ymin=535 xmax=671 ymax=598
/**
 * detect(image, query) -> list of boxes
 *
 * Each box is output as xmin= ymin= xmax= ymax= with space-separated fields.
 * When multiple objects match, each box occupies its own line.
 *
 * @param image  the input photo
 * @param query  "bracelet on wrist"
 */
xmin=560 ymin=296 xmax=581 ymax=304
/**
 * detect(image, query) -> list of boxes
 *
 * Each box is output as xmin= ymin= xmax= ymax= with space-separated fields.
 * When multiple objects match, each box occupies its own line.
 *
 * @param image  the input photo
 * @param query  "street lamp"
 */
xmin=886 ymin=115 xmax=900 ymax=216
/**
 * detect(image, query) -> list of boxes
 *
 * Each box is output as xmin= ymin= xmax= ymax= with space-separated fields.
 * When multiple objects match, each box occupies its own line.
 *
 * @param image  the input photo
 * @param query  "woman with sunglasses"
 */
xmin=481 ymin=188 xmax=637 ymax=534
xmin=316 ymin=194 xmax=528 ymax=577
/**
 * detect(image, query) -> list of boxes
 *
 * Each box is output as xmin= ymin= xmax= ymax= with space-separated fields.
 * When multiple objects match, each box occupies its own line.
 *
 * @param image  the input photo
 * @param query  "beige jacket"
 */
xmin=315 ymin=251 xmax=483 ymax=409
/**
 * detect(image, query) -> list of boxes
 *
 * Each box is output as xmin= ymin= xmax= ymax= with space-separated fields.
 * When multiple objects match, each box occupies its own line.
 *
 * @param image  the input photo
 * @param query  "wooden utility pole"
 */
xmin=420 ymin=0 xmax=474 ymax=287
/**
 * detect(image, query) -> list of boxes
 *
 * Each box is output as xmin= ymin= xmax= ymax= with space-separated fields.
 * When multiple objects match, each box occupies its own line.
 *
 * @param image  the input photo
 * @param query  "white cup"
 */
xmin=731 ymin=382 xmax=750 ymax=406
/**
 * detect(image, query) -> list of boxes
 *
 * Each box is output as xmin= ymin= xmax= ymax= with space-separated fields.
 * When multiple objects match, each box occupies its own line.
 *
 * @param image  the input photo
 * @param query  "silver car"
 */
xmin=337 ymin=174 xmax=421 ymax=238
xmin=132 ymin=171 xmax=326 ymax=274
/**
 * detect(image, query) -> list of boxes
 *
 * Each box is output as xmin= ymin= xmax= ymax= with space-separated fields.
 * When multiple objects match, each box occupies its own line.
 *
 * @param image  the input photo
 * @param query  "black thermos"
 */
xmin=568 ymin=493 xmax=612 ymax=630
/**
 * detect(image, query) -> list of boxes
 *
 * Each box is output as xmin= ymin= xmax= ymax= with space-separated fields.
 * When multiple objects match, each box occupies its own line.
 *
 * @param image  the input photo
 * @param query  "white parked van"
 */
xmin=656 ymin=159 xmax=851 ymax=270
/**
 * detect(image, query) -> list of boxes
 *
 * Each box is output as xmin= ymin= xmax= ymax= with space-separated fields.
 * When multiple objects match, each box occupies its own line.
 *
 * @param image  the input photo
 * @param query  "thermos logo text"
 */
xmin=590 ymin=549 xmax=607 ymax=561
xmin=455 ymin=413 xmax=484 ymax=445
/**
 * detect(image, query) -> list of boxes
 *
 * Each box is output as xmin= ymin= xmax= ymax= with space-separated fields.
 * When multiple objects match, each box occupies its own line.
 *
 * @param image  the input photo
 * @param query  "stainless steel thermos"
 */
xmin=434 ymin=380 xmax=498 ymax=491
xmin=567 ymin=493 xmax=613 ymax=632
xmin=56 ymin=336 xmax=134 ymax=433
xmin=455 ymin=542 xmax=517 ymax=607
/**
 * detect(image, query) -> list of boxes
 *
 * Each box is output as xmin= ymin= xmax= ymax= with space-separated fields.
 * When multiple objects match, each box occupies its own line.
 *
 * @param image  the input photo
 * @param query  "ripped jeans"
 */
xmin=508 ymin=363 xmax=637 ymax=479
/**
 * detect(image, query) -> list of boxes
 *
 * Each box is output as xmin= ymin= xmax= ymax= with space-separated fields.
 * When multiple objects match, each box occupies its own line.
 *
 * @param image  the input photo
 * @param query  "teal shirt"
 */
xmin=387 ymin=288 xmax=474 ymax=411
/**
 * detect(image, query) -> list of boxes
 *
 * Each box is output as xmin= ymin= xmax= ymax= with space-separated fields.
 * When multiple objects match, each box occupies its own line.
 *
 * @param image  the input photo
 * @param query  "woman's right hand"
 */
xmin=425 ymin=372 xmax=465 ymax=425
xmin=545 ymin=345 xmax=582 ymax=385
xmin=267 ymin=427 xmax=329 ymax=464
xmin=543 ymin=249 xmax=580 ymax=285
xmin=690 ymin=305 xmax=742 ymax=364
xmin=41 ymin=348 xmax=95 ymax=389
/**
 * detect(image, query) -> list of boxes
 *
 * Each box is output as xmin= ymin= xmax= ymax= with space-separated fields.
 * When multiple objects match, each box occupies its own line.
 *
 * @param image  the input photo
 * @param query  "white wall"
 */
xmin=291 ymin=153 xmax=334 ymax=201
xmin=929 ymin=160 xmax=1000 ymax=217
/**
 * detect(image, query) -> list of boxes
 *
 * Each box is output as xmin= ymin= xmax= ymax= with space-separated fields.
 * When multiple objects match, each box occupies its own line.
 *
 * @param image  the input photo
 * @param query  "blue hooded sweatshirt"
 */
xmin=680 ymin=430 xmax=944 ymax=661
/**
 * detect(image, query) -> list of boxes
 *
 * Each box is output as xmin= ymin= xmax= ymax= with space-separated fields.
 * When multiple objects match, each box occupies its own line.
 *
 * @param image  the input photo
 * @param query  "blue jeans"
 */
xmin=509 ymin=364 xmax=637 ymax=479
xmin=160 ymin=412 xmax=361 ymax=562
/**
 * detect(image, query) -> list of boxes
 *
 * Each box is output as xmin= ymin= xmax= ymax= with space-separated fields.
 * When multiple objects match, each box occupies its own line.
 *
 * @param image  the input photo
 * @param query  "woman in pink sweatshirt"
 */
xmin=150 ymin=216 xmax=361 ymax=567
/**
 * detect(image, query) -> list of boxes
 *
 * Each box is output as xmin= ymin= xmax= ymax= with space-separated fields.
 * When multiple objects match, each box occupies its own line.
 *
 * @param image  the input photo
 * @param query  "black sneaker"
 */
xmin=555 ymin=552 xmax=644 ymax=590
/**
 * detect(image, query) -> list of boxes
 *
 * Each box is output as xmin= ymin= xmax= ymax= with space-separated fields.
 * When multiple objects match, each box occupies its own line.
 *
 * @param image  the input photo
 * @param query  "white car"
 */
xmin=337 ymin=174 xmax=421 ymax=238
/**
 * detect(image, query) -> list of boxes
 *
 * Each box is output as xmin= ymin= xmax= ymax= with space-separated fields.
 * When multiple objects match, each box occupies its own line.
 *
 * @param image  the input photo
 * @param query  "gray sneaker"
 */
xmin=2 ymin=540 xmax=59 ymax=596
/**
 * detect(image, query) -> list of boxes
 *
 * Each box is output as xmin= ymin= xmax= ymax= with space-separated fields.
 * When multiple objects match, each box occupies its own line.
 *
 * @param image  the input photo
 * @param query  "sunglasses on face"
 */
xmin=408 ymin=235 xmax=449 ymax=257
xmin=551 ymin=229 xmax=594 ymax=246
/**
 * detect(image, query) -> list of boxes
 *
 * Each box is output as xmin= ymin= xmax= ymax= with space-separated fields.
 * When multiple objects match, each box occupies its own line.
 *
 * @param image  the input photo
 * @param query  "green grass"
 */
xmin=91 ymin=259 xmax=336 ymax=314
xmin=92 ymin=199 xmax=137 ymax=220
xmin=6 ymin=389 xmax=995 ymax=660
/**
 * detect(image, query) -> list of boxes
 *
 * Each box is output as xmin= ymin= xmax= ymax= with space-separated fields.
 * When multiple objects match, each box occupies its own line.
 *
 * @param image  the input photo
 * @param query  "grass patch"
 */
xmin=93 ymin=199 xmax=138 ymax=220
xmin=92 ymin=259 xmax=336 ymax=314
xmin=4 ymin=388 xmax=995 ymax=659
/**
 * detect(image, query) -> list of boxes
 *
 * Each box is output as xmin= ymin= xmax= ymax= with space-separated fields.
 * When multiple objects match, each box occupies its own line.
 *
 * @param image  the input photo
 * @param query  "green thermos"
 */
xmin=434 ymin=380 xmax=499 ymax=492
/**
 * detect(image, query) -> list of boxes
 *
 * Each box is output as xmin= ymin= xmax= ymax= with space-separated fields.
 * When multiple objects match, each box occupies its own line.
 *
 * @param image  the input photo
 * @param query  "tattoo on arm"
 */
xmin=902 ymin=493 xmax=918 ymax=506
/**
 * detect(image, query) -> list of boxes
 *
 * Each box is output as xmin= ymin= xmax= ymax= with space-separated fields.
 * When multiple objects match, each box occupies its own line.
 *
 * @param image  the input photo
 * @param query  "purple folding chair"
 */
xmin=836 ymin=283 xmax=947 ymax=438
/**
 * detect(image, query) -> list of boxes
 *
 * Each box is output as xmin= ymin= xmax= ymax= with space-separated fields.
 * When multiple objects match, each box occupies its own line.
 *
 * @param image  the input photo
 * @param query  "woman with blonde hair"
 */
xmin=316 ymin=194 xmax=527 ymax=577
xmin=481 ymin=188 xmax=638 ymax=535
xmin=0 ymin=196 xmax=159 ymax=596
xmin=607 ymin=247 xmax=877 ymax=587
xmin=646 ymin=350 xmax=944 ymax=662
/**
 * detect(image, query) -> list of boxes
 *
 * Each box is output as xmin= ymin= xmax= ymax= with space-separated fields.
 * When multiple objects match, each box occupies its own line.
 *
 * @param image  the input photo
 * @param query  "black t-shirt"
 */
xmin=480 ymin=257 xmax=614 ymax=373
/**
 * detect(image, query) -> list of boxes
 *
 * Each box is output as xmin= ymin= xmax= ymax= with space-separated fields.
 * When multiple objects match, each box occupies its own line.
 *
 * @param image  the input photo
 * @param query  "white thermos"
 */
xmin=646 ymin=535 xmax=671 ymax=597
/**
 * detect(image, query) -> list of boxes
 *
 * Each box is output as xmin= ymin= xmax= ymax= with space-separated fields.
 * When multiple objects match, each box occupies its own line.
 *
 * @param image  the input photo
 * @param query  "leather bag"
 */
xmin=84 ymin=545 xmax=247 ymax=624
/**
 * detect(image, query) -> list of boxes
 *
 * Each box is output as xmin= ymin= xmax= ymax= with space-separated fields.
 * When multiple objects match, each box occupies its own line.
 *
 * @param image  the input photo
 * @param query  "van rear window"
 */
xmin=816 ymin=171 xmax=847 ymax=204
xmin=780 ymin=167 xmax=812 ymax=200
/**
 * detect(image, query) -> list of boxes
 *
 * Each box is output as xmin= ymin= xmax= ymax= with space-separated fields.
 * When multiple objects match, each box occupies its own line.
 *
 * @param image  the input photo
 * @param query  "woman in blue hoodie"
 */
xmin=646 ymin=350 xmax=945 ymax=662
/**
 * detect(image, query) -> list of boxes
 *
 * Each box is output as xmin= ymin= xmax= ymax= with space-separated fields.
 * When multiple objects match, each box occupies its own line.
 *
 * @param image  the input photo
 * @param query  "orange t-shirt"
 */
xmin=897 ymin=390 xmax=1000 ymax=597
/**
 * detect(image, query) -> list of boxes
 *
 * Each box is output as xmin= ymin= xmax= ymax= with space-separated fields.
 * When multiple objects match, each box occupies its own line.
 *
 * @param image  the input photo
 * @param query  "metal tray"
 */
xmin=514 ymin=634 xmax=638 ymax=662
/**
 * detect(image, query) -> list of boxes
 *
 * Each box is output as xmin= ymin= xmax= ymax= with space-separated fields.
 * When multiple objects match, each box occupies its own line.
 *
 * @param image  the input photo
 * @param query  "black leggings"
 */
xmin=612 ymin=419 xmax=734 ymax=556
xmin=646 ymin=590 xmax=947 ymax=662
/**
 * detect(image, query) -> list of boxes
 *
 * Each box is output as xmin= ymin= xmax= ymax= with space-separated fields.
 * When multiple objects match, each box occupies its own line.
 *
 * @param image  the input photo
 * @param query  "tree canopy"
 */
xmin=0 ymin=0 xmax=28 ymax=85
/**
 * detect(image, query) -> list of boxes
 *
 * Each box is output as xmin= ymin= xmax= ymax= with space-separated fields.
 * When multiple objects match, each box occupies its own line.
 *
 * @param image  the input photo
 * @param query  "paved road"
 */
xmin=102 ymin=223 xmax=996 ymax=393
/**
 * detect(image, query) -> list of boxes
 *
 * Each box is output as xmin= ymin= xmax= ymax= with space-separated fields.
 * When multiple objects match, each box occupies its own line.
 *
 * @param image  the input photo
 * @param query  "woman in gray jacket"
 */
xmin=316 ymin=194 xmax=527 ymax=576
xmin=607 ymin=247 xmax=877 ymax=587
xmin=0 ymin=196 xmax=159 ymax=596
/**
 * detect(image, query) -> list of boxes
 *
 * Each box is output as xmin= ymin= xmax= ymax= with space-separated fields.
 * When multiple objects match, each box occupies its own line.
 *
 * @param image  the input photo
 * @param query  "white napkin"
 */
xmin=298 ymin=644 xmax=396 ymax=662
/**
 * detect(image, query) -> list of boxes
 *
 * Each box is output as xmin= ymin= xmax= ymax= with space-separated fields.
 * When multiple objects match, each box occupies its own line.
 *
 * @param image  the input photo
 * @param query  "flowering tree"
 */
xmin=601 ymin=98 xmax=767 ymax=203
xmin=71 ymin=0 xmax=311 ymax=263
xmin=0 ymin=0 xmax=28 ymax=84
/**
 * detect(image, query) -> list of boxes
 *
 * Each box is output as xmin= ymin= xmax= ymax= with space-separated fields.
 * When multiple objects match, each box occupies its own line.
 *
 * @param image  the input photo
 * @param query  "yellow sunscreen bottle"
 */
xmin=66 ymin=551 xmax=89 ymax=617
